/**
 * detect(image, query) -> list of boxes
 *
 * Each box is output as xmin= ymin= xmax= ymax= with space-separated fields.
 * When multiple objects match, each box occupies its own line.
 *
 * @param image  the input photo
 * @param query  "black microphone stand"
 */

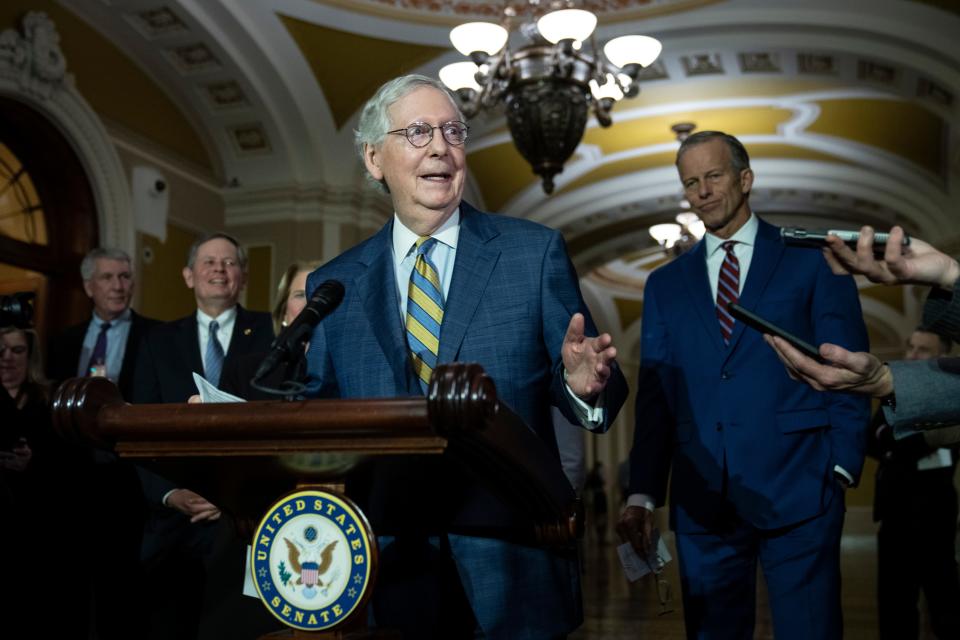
xmin=249 ymin=351 xmax=308 ymax=401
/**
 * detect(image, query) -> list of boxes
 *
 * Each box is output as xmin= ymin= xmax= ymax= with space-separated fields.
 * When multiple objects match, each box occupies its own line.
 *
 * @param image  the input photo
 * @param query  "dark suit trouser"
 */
xmin=675 ymin=491 xmax=845 ymax=640
xmin=372 ymin=535 xmax=479 ymax=640
xmin=876 ymin=471 xmax=960 ymax=640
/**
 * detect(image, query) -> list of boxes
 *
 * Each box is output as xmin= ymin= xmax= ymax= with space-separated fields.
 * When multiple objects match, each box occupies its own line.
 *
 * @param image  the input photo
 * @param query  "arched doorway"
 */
xmin=0 ymin=96 xmax=98 ymax=342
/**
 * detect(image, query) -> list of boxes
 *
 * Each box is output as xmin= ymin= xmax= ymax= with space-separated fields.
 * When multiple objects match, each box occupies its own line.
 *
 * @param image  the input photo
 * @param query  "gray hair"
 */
xmin=186 ymin=232 xmax=248 ymax=270
xmin=676 ymin=130 xmax=751 ymax=175
xmin=80 ymin=247 xmax=132 ymax=281
xmin=354 ymin=74 xmax=464 ymax=193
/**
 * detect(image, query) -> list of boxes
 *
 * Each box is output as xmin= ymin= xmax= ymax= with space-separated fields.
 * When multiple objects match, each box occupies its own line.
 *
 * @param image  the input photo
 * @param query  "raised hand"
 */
xmin=561 ymin=313 xmax=617 ymax=400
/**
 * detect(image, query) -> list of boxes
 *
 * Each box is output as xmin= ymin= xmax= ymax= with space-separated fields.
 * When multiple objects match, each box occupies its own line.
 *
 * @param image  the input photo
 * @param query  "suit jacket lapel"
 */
xmin=439 ymin=202 xmax=500 ymax=364
xmin=224 ymin=305 xmax=258 ymax=368
xmin=178 ymin=313 xmax=204 ymax=375
xmin=118 ymin=310 xmax=143 ymax=396
xmin=724 ymin=218 xmax=784 ymax=358
xmin=679 ymin=241 xmax=725 ymax=355
xmin=357 ymin=221 xmax=417 ymax=393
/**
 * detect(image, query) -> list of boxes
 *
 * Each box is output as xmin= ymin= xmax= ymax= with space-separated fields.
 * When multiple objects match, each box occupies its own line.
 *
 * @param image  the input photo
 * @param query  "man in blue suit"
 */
xmin=304 ymin=74 xmax=627 ymax=639
xmin=618 ymin=131 xmax=869 ymax=639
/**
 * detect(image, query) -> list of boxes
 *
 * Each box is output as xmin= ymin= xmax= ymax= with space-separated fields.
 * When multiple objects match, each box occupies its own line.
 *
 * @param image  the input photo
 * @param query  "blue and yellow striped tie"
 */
xmin=405 ymin=237 xmax=444 ymax=391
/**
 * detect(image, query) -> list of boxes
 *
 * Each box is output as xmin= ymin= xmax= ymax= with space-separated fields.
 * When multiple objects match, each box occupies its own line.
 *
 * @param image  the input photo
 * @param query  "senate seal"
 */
xmin=252 ymin=488 xmax=376 ymax=631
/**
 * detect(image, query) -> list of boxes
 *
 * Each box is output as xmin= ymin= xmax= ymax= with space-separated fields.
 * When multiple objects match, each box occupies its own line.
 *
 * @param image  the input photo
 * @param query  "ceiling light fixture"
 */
xmin=439 ymin=2 xmax=662 ymax=194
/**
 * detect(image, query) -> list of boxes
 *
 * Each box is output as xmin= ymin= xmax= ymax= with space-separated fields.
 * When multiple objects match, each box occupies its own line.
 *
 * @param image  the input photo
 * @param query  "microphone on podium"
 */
xmin=252 ymin=279 xmax=344 ymax=386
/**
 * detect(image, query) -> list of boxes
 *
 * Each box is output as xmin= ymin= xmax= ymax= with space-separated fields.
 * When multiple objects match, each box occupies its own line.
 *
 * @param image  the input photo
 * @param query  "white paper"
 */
xmin=917 ymin=447 xmax=953 ymax=471
xmin=242 ymin=545 xmax=259 ymax=598
xmin=192 ymin=372 xmax=245 ymax=403
xmin=617 ymin=533 xmax=672 ymax=583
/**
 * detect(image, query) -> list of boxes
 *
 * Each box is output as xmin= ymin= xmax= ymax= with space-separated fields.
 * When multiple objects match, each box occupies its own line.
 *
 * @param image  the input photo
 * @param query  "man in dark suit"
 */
xmin=46 ymin=247 xmax=158 ymax=640
xmin=868 ymin=327 xmax=960 ymax=640
xmin=618 ymin=131 xmax=869 ymax=639
xmin=133 ymin=232 xmax=274 ymax=405
xmin=304 ymin=74 xmax=627 ymax=638
xmin=48 ymin=247 xmax=158 ymax=398
xmin=132 ymin=232 xmax=274 ymax=639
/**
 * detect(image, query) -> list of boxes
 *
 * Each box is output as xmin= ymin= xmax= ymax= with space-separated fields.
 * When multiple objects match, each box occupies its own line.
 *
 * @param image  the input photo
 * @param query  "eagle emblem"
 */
xmin=252 ymin=489 xmax=373 ymax=631
xmin=281 ymin=525 xmax=339 ymax=598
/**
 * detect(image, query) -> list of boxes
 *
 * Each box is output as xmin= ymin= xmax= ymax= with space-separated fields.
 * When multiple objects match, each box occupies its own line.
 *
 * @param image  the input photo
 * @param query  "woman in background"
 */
xmin=1 ymin=325 xmax=89 ymax=635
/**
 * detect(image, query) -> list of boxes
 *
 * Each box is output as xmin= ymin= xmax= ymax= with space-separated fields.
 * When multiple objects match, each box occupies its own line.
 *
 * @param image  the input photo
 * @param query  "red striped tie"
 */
xmin=716 ymin=241 xmax=739 ymax=344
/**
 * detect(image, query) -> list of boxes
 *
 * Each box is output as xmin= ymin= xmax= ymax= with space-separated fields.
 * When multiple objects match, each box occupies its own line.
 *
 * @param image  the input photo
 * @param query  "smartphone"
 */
xmin=781 ymin=227 xmax=910 ymax=251
xmin=728 ymin=303 xmax=824 ymax=361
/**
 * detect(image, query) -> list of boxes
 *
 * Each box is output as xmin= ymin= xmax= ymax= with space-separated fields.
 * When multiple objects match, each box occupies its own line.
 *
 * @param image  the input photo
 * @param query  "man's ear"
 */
xmin=740 ymin=167 xmax=754 ymax=194
xmin=182 ymin=266 xmax=195 ymax=290
xmin=363 ymin=143 xmax=384 ymax=181
xmin=82 ymin=280 xmax=94 ymax=299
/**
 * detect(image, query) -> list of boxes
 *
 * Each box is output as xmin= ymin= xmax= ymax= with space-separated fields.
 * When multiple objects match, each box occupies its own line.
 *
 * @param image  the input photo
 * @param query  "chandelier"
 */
xmin=650 ymin=211 xmax=705 ymax=256
xmin=438 ymin=2 xmax=662 ymax=194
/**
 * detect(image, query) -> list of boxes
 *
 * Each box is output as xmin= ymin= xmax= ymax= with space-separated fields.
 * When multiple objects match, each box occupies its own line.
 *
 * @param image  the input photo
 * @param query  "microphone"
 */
xmin=253 ymin=279 xmax=345 ymax=383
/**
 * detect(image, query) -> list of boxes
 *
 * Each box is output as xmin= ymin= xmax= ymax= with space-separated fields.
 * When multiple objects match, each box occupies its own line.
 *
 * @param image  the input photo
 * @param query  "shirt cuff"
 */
xmin=161 ymin=488 xmax=179 ymax=507
xmin=563 ymin=371 xmax=605 ymax=426
xmin=626 ymin=494 xmax=655 ymax=512
xmin=833 ymin=465 xmax=854 ymax=487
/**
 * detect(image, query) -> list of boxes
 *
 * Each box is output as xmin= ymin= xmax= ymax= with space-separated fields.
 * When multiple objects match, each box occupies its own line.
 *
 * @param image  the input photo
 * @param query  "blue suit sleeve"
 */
xmin=811 ymin=260 xmax=871 ymax=484
xmin=627 ymin=273 xmax=675 ymax=505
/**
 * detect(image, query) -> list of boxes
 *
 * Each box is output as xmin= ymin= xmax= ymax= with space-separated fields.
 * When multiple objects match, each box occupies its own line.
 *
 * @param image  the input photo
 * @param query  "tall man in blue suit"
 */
xmin=618 ymin=131 xmax=869 ymax=639
xmin=304 ymin=74 xmax=627 ymax=639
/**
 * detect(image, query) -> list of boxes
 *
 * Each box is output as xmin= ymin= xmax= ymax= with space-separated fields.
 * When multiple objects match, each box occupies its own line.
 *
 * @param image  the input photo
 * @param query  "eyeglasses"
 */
xmin=0 ymin=345 xmax=28 ymax=357
xmin=387 ymin=121 xmax=469 ymax=148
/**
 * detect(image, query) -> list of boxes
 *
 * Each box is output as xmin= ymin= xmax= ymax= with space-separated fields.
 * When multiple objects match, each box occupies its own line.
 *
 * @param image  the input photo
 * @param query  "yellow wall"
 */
xmin=138 ymin=225 xmax=199 ymax=321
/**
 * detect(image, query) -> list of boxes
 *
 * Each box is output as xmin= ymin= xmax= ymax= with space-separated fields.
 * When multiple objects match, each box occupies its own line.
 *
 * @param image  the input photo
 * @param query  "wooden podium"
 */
xmin=52 ymin=363 xmax=581 ymax=638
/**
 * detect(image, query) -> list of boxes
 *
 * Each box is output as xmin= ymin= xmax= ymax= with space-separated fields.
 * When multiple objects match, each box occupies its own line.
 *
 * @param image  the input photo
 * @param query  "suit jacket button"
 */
xmin=720 ymin=372 xmax=730 ymax=380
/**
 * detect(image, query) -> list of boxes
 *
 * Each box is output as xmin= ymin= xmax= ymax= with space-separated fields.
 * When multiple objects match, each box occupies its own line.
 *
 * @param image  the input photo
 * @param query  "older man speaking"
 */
xmin=303 ymin=75 xmax=627 ymax=639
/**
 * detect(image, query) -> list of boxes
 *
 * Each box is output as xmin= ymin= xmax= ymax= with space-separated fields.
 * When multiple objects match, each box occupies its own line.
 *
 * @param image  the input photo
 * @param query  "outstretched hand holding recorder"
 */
xmin=782 ymin=227 xmax=910 ymax=253
xmin=784 ymin=225 xmax=958 ymax=289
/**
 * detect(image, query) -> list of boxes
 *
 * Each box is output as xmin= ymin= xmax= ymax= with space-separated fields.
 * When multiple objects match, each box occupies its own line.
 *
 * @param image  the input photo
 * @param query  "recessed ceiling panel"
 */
xmin=280 ymin=13 xmax=448 ymax=130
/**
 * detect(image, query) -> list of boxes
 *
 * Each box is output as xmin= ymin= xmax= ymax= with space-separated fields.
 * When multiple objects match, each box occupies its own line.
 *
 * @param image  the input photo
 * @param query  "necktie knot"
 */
xmin=209 ymin=320 xmax=219 ymax=335
xmin=721 ymin=240 xmax=737 ymax=255
xmin=99 ymin=322 xmax=112 ymax=332
xmin=416 ymin=236 xmax=437 ymax=256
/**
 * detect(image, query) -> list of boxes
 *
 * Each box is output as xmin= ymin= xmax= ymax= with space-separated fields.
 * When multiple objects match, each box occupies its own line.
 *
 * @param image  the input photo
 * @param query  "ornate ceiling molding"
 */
xmin=0 ymin=11 xmax=134 ymax=254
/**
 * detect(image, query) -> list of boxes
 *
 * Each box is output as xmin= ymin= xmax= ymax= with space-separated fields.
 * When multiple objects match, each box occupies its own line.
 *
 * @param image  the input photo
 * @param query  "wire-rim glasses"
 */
xmin=387 ymin=121 xmax=469 ymax=147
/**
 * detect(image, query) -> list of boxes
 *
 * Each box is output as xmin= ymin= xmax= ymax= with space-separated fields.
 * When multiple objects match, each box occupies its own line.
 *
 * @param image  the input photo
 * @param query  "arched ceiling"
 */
xmin=17 ymin=0 xmax=960 ymax=355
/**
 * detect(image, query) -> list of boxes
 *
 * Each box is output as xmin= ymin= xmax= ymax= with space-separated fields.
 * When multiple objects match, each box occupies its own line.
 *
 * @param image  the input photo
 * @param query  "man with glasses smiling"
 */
xmin=302 ymin=74 xmax=627 ymax=638
xmin=132 ymin=232 xmax=275 ymax=639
